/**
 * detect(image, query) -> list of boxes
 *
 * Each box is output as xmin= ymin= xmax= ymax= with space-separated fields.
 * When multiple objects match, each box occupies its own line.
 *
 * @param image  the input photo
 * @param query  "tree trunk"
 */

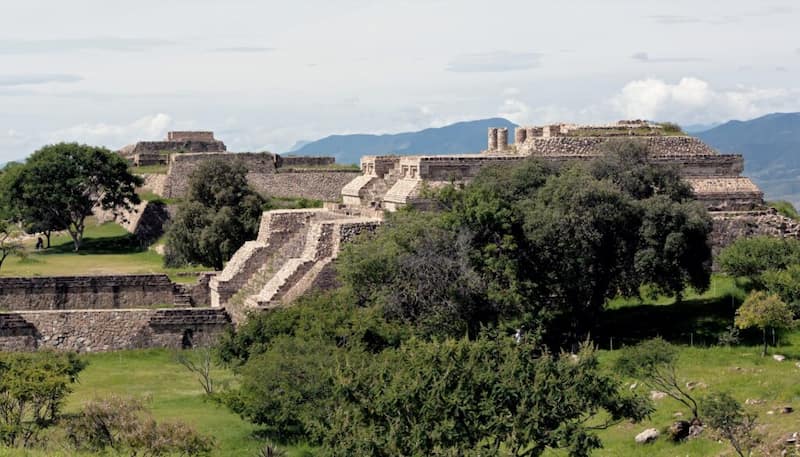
xmin=44 ymin=231 xmax=51 ymax=248
xmin=762 ymin=328 xmax=768 ymax=357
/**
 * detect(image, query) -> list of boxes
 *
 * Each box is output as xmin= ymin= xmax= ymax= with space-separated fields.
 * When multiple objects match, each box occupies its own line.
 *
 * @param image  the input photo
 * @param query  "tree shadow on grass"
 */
xmin=40 ymin=233 xmax=146 ymax=255
xmin=594 ymin=293 xmax=743 ymax=348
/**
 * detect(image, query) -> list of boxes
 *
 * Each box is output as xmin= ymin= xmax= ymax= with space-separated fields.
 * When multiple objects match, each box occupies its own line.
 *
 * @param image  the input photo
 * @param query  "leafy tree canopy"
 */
xmin=0 ymin=143 xmax=141 ymax=251
xmin=340 ymin=141 xmax=713 ymax=346
xmin=165 ymin=160 xmax=265 ymax=270
xmin=735 ymin=291 xmax=795 ymax=356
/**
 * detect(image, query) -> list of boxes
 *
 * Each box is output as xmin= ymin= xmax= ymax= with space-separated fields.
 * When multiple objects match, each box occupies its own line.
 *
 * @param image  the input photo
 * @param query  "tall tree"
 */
xmin=2 ymin=143 xmax=141 ymax=251
xmin=165 ymin=160 xmax=264 ymax=270
xmin=0 ymin=162 xmax=66 ymax=248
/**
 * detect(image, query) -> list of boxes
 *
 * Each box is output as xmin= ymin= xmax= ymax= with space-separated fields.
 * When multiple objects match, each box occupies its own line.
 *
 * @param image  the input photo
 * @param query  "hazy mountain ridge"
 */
xmin=286 ymin=118 xmax=517 ymax=164
xmin=694 ymin=113 xmax=800 ymax=206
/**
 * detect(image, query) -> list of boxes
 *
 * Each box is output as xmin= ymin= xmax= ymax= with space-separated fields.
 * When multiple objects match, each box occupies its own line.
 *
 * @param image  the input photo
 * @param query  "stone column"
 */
xmin=487 ymin=128 xmax=498 ymax=151
xmin=498 ymin=128 xmax=509 ymax=150
xmin=515 ymin=127 xmax=527 ymax=145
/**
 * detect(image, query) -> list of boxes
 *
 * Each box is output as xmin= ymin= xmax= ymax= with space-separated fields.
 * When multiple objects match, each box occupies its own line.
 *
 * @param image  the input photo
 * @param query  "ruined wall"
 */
xmin=163 ymin=152 xmax=277 ymax=198
xmin=710 ymin=210 xmax=800 ymax=258
xmin=0 ymin=308 xmax=231 ymax=352
xmin=276 ymin=156 xmax=336 ymax=168
xmin=167 ymin=131 xmax=215 ymax=142
xmin=248 ymin=170 xmax=360 ymax=201
xmin=521 ymin=136 xmax=717 ymax=157
xmin=0 ymin=275 xmax=177 ymax=311
xmin=129 ymin=140 xmax=226 ymax=155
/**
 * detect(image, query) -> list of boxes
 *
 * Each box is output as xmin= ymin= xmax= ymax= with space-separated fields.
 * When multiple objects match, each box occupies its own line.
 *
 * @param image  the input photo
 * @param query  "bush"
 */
xmin=702 ymin=392 xmax=759 ymax=457
xmin=718 ymin=236 xmax=800 ymax=284
xmin=66 ymin=395 xmax=214 ymax=456
xmin=0 ymin=352 xmax=86 ymax=447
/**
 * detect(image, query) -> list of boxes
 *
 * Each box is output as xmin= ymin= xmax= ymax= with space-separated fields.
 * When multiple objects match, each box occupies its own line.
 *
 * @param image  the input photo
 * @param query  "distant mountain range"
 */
xmin=286 ymin=118 xmax=517 ymax=164
xmin=694 ymin=113 xmax=800 ymax=206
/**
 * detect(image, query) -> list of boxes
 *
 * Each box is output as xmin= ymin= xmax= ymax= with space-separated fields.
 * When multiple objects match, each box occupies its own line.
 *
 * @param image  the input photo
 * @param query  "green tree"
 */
xmin=0 ymin=219 xmax=22 ymax=271
xmin=734 ymin=291 xmax=795 ymax=356
xmin=615 ymin=338 xmax=700 ymax=420
xmin=341 ymin=150 xmax=712 ymax=346
xmin=718 ymin=236 xmax=800 ymax=284
xmin=1 ymin=143 xmax=141 ymax=251
xmin=702 ymin=392 xmax=759 ymax=457
xmin=760 ymin=264 xmax=800 ymax=315
xmin=338 ymin=211 xmax=488 ymax=338
xmin=0 ymin=352 xmax=86 ymax=447
xmin=0 ymin=162 xmax=67 ymax=248
xmin=165 ymin=160 xmax=264 ymax=270
xmin=326 ymin=335 xmax=650 ymax=457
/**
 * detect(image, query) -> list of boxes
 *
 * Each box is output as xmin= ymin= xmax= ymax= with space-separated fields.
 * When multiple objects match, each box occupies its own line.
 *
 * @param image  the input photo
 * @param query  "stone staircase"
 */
xmin=211 ymin=209 xmax=380 ymax=324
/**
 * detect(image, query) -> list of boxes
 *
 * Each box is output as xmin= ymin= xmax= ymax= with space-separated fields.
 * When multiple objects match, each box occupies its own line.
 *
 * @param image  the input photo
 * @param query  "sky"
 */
xmin=0 ymin=0 xmax=798 ymax=162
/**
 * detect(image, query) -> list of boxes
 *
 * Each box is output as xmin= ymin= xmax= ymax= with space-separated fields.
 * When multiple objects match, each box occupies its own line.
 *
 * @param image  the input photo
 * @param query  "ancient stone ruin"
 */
xmin=340 ymin=121 xmax=800 ymax=252
xmin=3 ymin=120 xmax=798 ymax=352
xmin=119 ymin=131 xmax=227 ymax=166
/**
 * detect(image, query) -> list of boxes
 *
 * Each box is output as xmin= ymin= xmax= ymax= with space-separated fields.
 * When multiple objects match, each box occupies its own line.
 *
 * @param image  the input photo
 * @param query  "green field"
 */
xmin=1 ymin=219 xmax=206 ymax=282
xmin=3 ymin=334 xmax=798 ymax=456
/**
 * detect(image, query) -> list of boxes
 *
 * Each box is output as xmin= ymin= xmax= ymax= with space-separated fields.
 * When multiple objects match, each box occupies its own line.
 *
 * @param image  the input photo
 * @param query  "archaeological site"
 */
xmin=1 ymin=124 xmax=797 ymax=352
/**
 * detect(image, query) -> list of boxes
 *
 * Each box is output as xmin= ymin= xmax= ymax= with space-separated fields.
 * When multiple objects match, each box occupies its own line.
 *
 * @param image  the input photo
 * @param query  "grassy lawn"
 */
xmin=1 ymin=219 xmax=206 ymax=282
xmin=0 ymin=349 xmax=313 ymax=457
xmin=132 ymin=164 xmax=168 ymax=174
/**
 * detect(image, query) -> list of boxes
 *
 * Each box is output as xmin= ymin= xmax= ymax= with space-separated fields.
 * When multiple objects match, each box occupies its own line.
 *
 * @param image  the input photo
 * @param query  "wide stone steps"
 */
xmin=148 ymin=308 xmax=231 ymax=327
xmin=250 ymin=258 xmax=310 ymax=307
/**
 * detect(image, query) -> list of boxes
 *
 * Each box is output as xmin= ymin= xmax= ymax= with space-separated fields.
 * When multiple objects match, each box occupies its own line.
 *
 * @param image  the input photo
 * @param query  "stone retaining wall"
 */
xmin=0 ymin=275 xmax=177 ymax=310
xmin=160 ymin=152 xmax=354 ymax=201
xmin=0 ymin=308 xmax=231 ymax=352
xmin=163 ymin=152 xmax=277 ymax=198
xmin=248 ymin=170 xmax=360 ymax=201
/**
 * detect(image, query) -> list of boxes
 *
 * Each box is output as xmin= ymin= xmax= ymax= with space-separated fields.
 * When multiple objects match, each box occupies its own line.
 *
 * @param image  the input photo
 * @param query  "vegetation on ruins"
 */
xmin=340 ymin=140 xmax=713 ymax=346
xmin=0 ymin=143 xmax=142 ymax=252
xmin=734 ymin=291 xmax=795 ymax=356
xmin=0 ymin=352 xmax=86 ymax=447
xmin=165 ymin=159 xmax=265 ymax=270
xmin=768 ymin=200 xmax=800 ymax=220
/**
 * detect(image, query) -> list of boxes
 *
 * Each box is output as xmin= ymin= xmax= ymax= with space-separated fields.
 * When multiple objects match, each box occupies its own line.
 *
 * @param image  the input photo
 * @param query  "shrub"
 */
xmin=66 ymin=395 xmax=214 ymax=456
xmin=0 ymin=352 xmax=86 ymax=447
xmin=702 ymin=392 xmax=759 ymax=457
xmin=734 ymin=291 xmax=795 ymax=356
xmin=718 ymin=236 xmax=800 ymax=284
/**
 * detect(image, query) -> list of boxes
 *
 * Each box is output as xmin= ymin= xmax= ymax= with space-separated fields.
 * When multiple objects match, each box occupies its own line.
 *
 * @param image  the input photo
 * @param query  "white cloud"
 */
xmin=47 ymin=113 xmax=173 ymax=149
xmin=0 ymin=74 xmax=82 ymax=86
xmin=611 ymin=77 xmax=799 ymax=123
xmin=0 ymin=37 xmax=174 ymax=54
xmin=446 ymin=51 xmax=541 ymax=73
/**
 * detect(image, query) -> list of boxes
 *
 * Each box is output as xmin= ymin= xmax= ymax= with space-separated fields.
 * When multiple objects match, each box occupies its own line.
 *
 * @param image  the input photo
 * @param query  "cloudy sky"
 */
xmin=0 ymin=0 xmax=798 ymax=162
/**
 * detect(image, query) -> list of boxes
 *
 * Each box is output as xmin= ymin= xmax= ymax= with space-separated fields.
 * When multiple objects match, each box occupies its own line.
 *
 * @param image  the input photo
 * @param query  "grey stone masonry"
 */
xmin=0 ymin=308 xmax=231 ymax=353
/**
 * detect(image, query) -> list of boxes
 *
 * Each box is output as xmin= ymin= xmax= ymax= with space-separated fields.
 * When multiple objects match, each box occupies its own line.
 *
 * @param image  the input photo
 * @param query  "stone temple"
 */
xmin=209 ymin=121 xmax=800 ymax=323
xmin=341 ymin=121 xmax=764 ymax=212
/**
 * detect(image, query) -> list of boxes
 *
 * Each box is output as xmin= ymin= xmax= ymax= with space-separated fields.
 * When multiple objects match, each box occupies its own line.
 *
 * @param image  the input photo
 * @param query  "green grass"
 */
xmin=0 ymin=349 xmax=312 ymax=457
xmin=131 ymin=164 xmax=168 ymax=174
xmin=2 ymin=219 xmax=205 ymax=282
